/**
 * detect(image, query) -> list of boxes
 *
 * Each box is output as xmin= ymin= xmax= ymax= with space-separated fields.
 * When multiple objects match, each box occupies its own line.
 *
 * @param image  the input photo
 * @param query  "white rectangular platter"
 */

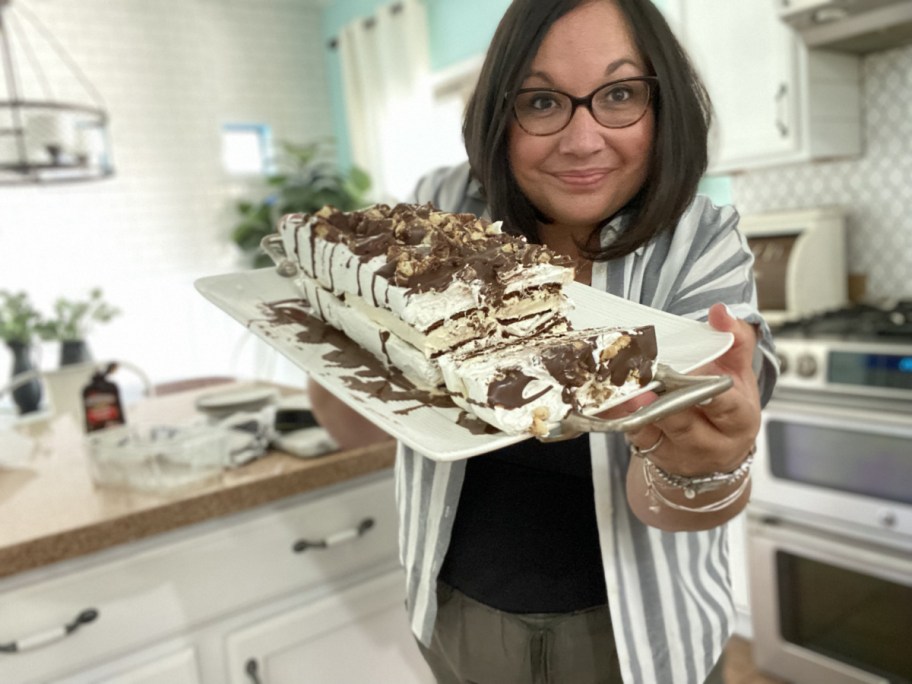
xmin=196 ymin=268 xmax=733 ymax=461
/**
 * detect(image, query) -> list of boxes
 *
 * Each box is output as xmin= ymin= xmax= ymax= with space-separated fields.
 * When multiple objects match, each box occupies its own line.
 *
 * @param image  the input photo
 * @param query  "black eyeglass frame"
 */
xmin=509 ymin=76 xmax=659 ymax=136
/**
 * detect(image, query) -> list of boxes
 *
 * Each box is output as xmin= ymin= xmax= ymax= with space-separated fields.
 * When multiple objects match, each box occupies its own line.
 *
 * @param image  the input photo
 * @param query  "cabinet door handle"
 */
xmin=775 ymin=82 xmax=789 ymax=137
xmin=245 ymin=657 xmax=263 ymax=684
xmin=0 ymin=608 xmax=99 ymax=653
xmin=292 ymin=517 xmax=375 ymax=553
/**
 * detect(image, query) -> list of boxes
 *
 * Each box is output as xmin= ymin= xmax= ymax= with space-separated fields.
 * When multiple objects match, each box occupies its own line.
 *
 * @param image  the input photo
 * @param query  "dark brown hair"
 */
xmin=463 ymin=0 xmax=712 ymax=260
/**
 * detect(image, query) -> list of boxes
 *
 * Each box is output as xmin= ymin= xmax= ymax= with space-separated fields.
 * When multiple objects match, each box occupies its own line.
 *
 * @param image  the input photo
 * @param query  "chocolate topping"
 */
xmin=603 ymin=326 xmax=657 ymax=387
xmin=541 ymin=338 xmax=599 ymax=387
xmin=478 ymin=326 xmax=657 ymax=412
xmin=284 ymin=203 xmax=574 ymax=300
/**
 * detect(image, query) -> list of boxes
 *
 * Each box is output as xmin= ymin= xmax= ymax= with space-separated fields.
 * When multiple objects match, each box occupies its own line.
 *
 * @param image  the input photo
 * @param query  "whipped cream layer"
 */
xmin=278 ymin=203 xmax=575 ymax=351
xmin=438 ymin=326 xmax=657 ymax=436
xmin=289 ymin=272 xmax=445 ymax=390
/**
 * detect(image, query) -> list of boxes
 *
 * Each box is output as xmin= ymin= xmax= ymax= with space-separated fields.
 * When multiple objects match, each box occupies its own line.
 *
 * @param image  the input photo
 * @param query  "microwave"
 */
xmin=739 ymin=207 xmax=848 ymax=326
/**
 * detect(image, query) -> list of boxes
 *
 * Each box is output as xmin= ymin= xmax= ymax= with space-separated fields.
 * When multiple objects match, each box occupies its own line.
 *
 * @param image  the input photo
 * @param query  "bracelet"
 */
xmin=644 ymin=463 xmax=751 ymax=514
xmin=643 ymin=444 xmax=756 ymax=499
xmin=640 ymin=444 xmax=755 ymax=514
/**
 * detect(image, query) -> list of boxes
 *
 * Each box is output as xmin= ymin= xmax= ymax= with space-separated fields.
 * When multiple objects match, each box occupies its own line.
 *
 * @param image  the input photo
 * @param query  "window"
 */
xmin=426 ymin=56 xmax=483 ymax=169
xmin=221 ymin=123 xmax=272 ymax=175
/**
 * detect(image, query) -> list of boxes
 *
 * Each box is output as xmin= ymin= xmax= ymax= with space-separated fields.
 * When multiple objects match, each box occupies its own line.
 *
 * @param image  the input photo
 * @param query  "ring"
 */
xmin=631 ymin=433 xmax=664 ymax=457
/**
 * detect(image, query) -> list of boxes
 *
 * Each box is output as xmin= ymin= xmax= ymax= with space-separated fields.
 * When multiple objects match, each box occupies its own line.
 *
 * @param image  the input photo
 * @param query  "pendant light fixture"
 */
xmin=0 ymin=0 xmax=113 ymax=185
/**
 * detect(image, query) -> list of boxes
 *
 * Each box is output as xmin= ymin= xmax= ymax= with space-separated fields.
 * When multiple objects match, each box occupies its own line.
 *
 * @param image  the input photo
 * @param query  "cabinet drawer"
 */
xmin=225 ymin=569 xmax=432 ymax=684
xmin=0 ymin=471 xmax=397 ymax=683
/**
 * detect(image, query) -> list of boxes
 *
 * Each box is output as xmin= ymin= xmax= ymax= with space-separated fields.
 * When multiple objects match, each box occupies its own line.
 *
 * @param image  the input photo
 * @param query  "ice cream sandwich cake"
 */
xmin=274 ymin=203 xmax=657 ymax=436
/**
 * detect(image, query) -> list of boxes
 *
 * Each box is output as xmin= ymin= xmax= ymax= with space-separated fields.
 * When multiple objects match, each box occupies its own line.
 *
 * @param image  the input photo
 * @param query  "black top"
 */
xmin=439 ymin=435 xmax=609 ymax=613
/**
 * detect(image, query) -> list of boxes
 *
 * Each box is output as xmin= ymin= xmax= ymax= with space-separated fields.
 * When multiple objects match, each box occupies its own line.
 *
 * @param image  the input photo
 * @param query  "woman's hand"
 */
xmin=622 ymin=303 xmax=762 ymax=530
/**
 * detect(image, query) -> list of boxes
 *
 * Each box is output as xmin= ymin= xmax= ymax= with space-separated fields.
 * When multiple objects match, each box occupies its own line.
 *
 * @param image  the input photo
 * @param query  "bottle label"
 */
xmin=84 ymin=392 xmax=123 ymax=431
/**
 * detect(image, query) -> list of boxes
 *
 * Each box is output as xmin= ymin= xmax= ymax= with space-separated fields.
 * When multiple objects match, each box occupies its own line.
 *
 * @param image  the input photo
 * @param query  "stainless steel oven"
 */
xmin=748 ymin=302 xmax=912 ymax=684
xmin=754 ymin=397 xmax=912 ymax=542
xmin=748 ymin=515 xmax=911 ymax=684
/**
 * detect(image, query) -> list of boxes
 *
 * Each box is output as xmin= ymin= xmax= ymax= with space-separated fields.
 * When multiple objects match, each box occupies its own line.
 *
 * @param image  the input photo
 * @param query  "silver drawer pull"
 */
xmin=0 ymin=608 xmax=99 ymax=653
xmin=245 ymin=657 xmax=263 ymax=684
xmin=775 ymin=82 xmax=789 ymax=137
xmin=292 ymin=517 xmax=375 ymax=553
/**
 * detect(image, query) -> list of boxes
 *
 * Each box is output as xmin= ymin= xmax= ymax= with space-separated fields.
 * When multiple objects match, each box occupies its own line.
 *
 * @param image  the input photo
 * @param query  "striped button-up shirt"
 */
xmin=402 ymin=163 xmax=778 ymax=684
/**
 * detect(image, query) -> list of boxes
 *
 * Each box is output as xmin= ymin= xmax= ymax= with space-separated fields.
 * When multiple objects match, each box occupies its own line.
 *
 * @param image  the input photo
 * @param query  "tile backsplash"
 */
xmin=731 ymin=44 xmax=912 ymax=302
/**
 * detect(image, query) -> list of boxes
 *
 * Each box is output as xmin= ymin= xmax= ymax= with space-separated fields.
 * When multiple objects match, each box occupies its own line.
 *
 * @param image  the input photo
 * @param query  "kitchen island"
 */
xmin=0 ymin=383 xmax=396 ymax=580
xmin=0 ymin=385 xmax=432 ymax=684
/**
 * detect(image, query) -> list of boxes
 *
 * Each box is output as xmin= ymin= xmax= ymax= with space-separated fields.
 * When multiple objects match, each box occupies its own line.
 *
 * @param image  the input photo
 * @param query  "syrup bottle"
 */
xmin=83 ymin=363 xmax=125 ymax=432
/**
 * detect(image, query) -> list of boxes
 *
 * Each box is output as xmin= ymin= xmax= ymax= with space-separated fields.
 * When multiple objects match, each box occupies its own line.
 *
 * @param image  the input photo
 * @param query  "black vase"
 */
xmin=7 ymin=341 xmax=42 ymax=414
xmin=60 ymin=339 xmax=91 ymax=366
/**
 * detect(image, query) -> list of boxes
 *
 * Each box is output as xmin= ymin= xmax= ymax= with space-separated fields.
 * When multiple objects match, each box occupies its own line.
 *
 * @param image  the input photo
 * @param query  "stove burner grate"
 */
xmin=774 ymin=300 xmax=912 ymax=340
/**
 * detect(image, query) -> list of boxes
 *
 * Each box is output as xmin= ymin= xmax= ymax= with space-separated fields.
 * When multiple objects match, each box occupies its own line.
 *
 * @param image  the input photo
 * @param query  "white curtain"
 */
xmin=338 ymin=0 xmax=436 ymax=203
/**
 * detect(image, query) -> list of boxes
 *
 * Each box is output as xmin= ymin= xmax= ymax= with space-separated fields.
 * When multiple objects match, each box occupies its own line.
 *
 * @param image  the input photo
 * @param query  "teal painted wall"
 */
xmin=321 ymin=0 xmax=510 ymax=170
xmin=698 ymin=175 xmax=733 ymax=207
xmin=424 ymin=0 xmax=512 ymax=69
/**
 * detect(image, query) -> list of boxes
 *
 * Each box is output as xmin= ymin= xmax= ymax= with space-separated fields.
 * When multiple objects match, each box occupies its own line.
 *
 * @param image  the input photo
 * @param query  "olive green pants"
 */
xmin=416 ymin=582 xmax=725 ymax=684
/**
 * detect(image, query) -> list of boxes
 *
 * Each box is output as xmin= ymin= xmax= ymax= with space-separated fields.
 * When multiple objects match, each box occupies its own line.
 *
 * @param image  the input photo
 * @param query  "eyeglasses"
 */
xmin=511 ymin=76 xmax=658 ymax=136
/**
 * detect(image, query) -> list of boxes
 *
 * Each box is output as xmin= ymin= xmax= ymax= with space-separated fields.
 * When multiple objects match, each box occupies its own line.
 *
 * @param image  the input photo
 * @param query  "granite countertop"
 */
xmin=0 ymin=383 xmax=396 ymax=581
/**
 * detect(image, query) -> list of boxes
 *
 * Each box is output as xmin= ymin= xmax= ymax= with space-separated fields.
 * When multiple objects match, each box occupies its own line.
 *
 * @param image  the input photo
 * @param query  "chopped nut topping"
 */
xmin=290 ymin=202 xmax=572 ymax=291
xmin=530 ymin=406 xmax=551 ymax=436
xmin=600 ymin=336 xmax=631 ymax=361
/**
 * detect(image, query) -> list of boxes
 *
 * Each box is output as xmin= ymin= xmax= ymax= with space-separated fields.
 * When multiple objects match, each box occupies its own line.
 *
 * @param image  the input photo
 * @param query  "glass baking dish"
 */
xmin=86 ymin=424 xmax=230 ymax=494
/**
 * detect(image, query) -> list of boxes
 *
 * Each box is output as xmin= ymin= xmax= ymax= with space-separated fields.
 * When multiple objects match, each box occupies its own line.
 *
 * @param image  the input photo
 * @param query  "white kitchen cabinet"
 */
xmin=0 ymin=471 xmax=413 ymax=684
xmin=52 ymin=644 xmax=202 ymax=684
xmin=225 ymin=569 xmax=433 ymax=684
xmin=663 ymin=0 xmax=861 ymax=173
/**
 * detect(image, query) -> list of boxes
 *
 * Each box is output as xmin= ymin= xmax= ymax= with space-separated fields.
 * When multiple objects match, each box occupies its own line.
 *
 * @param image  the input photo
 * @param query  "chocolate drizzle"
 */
xmin=476 ymin=326 xmax=657 ymax=411
xmin=258 ymin=300 xmax=658 ymax=436
xmin=258 ymin=299 xmax=456 ymax=410
xmin=487 ymin=369 xmax=551 ymax=409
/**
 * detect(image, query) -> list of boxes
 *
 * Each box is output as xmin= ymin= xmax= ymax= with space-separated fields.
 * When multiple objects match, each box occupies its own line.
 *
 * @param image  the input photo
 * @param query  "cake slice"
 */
xmin=438 ymin=325 xmax=657 ymax=436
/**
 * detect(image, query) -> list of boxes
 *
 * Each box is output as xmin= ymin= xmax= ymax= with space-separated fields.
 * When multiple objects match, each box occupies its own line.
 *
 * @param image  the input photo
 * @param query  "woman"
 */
xmin=310 ymin=0 xmax=778 ymax=682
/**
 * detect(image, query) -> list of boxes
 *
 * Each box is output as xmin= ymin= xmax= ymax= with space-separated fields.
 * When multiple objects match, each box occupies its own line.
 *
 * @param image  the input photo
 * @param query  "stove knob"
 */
xmin=776 ymin=352 xmax=788 ymax=375
xmin=796 ymin=354 xmax=817 ymax=378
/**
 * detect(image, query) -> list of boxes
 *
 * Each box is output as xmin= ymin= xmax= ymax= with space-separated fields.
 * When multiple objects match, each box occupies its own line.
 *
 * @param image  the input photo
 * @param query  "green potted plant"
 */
xmin=0 ymin=290 xmax=45 ymax=413
xmin=231 ymin=140 xmax=371 ymax=267
xmin=37 ymin=288 xmax=121 ymax=366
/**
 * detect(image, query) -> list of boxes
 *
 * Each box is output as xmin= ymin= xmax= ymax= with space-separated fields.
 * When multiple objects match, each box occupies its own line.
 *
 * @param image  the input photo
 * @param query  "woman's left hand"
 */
xmin=621 ymin=303 xmax=762 ymax=529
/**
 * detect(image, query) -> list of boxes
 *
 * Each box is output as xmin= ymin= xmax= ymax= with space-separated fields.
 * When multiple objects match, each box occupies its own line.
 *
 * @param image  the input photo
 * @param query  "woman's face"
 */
xmin=508 ymin=0 xmax=654 ymax=239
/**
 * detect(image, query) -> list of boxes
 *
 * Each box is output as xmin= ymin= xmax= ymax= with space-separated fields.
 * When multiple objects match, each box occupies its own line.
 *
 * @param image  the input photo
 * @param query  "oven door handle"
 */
xmin=750 ymin=517 xmax=912 ymax=583
xmin=542 ymin=364 xmax=733 ymax=441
